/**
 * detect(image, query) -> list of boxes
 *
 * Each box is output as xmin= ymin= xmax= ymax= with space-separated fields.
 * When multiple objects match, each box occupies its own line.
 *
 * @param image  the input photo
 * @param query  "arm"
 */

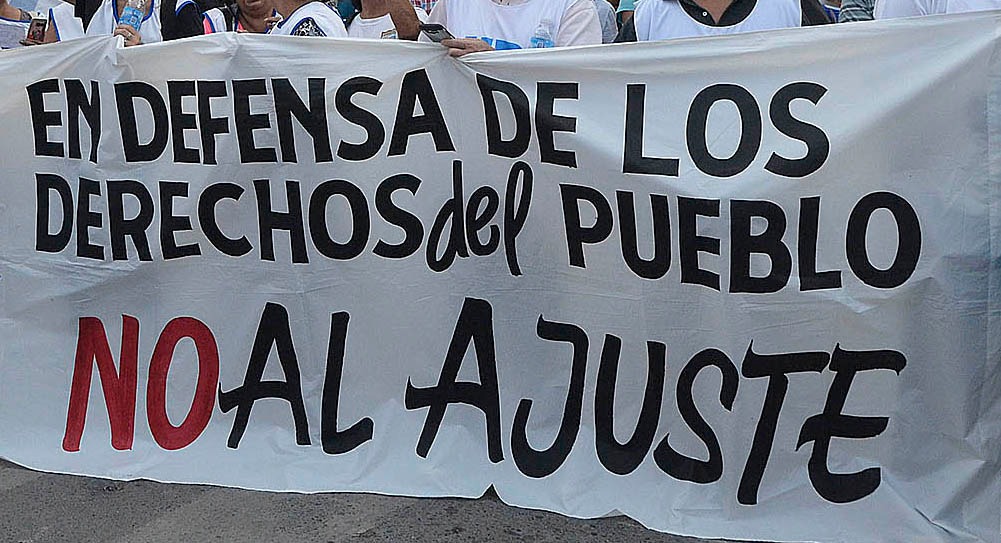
xmin=386 ymin=0 xmax=421 ymax=40
xmin=113 ymin=23 xmax=143 ymax=45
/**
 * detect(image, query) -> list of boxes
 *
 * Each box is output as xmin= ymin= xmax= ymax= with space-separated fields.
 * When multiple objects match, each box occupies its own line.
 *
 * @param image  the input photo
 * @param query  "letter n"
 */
xmin=63 ymin=316 xmax=140 ymax=452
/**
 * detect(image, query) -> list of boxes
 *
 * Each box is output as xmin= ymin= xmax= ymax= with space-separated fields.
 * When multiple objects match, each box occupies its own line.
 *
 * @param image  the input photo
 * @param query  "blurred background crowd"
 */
xmin=0 ymin=0 xmax=996 ymax=56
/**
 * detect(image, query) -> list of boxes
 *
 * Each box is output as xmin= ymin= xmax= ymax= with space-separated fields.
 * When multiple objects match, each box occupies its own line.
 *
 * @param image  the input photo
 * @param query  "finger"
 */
xmin=447 ymin=48 xmax=467 ymax=58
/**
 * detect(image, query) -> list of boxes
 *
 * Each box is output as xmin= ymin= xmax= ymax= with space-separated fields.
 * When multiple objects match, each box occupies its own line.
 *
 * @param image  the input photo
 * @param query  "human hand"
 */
xmin=113 ymin=24 xmax=142 ymax=46
xmin=20 ymin=21 xmax=45 ymax=46
xmin=440 ymin=37 xmax=494 ymax=57
xmin=264 ymin=14 xmax=282 ymax=30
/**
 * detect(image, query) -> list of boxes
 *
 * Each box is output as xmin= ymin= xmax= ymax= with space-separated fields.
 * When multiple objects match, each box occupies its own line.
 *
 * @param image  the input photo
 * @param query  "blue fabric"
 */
xmin=616 ymin=0 xmax=635 ymax=13
xmin=334 ymin=0 xmax=355 ymax=22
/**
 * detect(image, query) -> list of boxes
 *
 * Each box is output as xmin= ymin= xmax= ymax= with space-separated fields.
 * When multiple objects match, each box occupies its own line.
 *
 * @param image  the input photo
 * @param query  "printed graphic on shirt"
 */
xmin=292 ymin=17 xmax=326 ymax=36
xmin=469 ymin=36 xmax=521 ymax=49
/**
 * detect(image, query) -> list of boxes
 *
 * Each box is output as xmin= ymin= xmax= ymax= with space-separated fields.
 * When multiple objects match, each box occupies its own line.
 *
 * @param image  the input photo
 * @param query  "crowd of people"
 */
xmin=0 ymin=0 xmax=998 ymax=54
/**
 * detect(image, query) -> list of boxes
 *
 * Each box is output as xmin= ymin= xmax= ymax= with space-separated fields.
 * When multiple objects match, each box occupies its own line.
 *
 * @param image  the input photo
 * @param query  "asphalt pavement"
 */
xmin=0 ymin=459 xmax=751 ymax=543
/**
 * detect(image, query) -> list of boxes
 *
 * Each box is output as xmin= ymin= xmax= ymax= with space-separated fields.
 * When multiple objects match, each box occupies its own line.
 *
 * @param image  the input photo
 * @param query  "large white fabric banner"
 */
xmin=1 ymin=12 xmax=1000 ymax=543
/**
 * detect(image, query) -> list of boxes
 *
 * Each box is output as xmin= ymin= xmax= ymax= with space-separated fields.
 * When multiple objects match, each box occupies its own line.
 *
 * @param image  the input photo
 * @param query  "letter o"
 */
xmin=147 ymin=317 xmax=220 ymax=450
xmin=687 ymin=84 xmax=762 ymax=178
xmin=846 ymin=192 xmax=921 ymax=289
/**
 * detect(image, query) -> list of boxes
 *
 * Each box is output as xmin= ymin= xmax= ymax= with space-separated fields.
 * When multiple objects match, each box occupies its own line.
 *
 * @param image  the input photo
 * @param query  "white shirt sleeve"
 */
xmin=557 ymin=0 xmax=602 ymax=47
xmin=426 ymin=0 xmax=448 ymax=26
xmin=874 ymin=0 xmax=935 ymax=18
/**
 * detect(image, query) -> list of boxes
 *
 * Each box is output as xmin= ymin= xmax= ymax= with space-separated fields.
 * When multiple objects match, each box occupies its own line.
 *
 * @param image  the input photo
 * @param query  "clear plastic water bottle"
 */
xmin=119 ymin=0 xmax=146 ymax=31
xmin=529 ymin=19 xmax=554 ymax=49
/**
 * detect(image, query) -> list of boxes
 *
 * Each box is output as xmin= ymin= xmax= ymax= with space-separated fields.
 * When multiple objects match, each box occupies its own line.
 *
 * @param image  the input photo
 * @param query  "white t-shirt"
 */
xmin=426 ymin=0 xmax=601 ymax=48
xmin=86 ymin=0 xmax=164 ymax=42
xmin=49 ymin=2 xmax=85 ymax=41
xmin=633 ymin=0 xmax=802 ymax=41
xmin=347 ymin=5 xmax=427 ymax=39
xmin=874 ymin=0 xmax=1001 ymax=17
xmin=0 ymin=16 xmax=28 ymax=50
xmin=269 ymin=1 xmax=347 ymax=36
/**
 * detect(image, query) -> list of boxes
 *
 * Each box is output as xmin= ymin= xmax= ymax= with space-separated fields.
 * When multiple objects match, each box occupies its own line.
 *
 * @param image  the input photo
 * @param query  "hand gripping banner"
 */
xmin=1 ymin=12 xmax=1000 ymax=543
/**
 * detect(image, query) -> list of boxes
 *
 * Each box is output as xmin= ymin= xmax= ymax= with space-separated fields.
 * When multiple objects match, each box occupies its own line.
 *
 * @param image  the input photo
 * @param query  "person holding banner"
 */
xmin=346 ymin=0 xmax=424 ymax=40
xmin=84 ymin=0 xmax=164 ymax=45
xmin=74 ymin=0 xmax=206 ymax=43
xmin=201 ymin=0 xmax=276 ymax=32
xmin=615 ymin=0 xmax=831 ymax=42
xmin=16 ymin=0 xmax=89 ymax=45
xmin=268 ymin=0 xmax=346 ymax=36
xmin=425 ymin=0 xmax=602 ymax=57
xmin=874 ymin=0 xmax=1001 ymax=17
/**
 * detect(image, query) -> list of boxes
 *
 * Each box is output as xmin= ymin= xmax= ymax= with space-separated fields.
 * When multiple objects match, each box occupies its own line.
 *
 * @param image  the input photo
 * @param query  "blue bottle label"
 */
xmin=120 ymin=5 xmax=143 ymax=30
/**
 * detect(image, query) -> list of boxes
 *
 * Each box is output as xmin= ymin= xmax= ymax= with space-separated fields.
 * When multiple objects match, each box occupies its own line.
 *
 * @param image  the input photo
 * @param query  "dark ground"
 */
xmin=0 ymin=459 xmax=754 ymax=543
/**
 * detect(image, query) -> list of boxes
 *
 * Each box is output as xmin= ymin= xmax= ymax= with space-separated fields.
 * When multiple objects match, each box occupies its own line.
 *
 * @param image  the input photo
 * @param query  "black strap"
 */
xmin=224 ymin=4 xmax=238 ymax=31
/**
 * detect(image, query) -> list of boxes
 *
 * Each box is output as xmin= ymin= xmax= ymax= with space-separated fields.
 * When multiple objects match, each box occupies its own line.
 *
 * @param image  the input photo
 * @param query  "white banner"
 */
xmin=1 ymin=12 xmax=1000 ymax=543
